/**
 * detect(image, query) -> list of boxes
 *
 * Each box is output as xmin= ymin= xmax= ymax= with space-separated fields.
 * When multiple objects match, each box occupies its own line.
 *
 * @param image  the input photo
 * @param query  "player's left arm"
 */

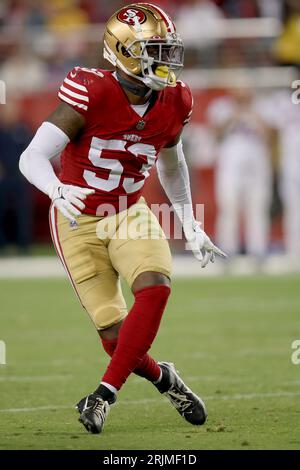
xmin=157 ymin=136 xmax=226 ymax=267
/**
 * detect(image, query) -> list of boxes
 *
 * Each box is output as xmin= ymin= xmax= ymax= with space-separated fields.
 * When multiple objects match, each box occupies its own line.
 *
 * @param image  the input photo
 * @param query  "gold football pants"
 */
xmin=49 ymin=198 xmax=172 ymax=330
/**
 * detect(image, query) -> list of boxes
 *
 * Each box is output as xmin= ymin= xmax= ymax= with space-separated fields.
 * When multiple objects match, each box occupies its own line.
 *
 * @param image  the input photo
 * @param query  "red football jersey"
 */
xmin=58 ymin=67 xmax=193 ymax=215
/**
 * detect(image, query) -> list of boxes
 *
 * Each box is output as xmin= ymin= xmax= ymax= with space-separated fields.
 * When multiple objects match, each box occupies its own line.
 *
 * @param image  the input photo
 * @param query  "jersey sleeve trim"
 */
xmin=60 ymin=85 xmax=89 ymax=103
xmin=177 ymin=81 xmax=193 ymax=126
xmin=64 ymin=76 xmax=88 ymax=93
xmin=183 ymin=108 xmax=193 ymax=125
xmin=58 ymin=92 xmax=88 ymax=111
xmin=58 ymin=75 xmax=89 ymax=112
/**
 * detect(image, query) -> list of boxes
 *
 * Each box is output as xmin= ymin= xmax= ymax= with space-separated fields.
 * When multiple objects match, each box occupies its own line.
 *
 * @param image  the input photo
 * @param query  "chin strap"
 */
xmin=116 ymin=72 xmax=151 ymax=97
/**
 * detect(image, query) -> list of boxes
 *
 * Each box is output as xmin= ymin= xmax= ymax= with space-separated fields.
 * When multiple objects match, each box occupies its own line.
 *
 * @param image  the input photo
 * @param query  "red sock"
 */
xmin=101 ymin=337 xmax=161 ymax=383
xmin=101 ymin=285 xmax=170 ymax=390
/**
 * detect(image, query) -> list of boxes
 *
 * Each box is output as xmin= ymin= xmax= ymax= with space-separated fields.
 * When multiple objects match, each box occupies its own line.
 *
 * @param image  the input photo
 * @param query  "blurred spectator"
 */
xmin=0 ymin=1 xmax=9 ymax=28
xmin=260 ymin=88 xmax=300 ymax=261
xmin=80 ymin=1 xmax=189 ymax=23
xmin=258 ymin=0 xmax=283 ymax=19
xmin=175 ymin=0 xmax=224 ymax=46
xmin=0 ymin=0 xmax=46 ymax=29
xmin=216 ymin=0 xmax=259 ymax=18
xmin=0 ymin=46 xmax=48 ymax=94
xmin=80 ymin=0 xmax=117 ymax=22
xmin=25 ymin=0 xmax=46 ymax=27
xmin=273 ymin=0 xmax=300 ymax=65
xmin=207 ymin=88 xmax=273 ymax=258
xmin=46 ymin=50 xmax=78 ymax=89
xmin=0 ymin=100 xmax=32 ymax=254
xmin=45 ymin=0 xmax=90 ymax=33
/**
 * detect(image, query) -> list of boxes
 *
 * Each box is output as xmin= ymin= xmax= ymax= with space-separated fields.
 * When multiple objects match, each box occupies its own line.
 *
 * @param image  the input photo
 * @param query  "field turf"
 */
xmin=0 ymin=276 xmax=300 ymax=450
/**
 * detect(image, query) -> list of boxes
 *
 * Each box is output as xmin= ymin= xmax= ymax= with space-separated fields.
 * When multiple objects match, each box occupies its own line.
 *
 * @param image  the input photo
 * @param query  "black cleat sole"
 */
xmin=79 ymin=415 xmax=102 ymax=434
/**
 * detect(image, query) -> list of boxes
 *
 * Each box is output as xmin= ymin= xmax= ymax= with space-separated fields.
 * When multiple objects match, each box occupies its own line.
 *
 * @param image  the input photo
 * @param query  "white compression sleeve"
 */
xmin=19 ymin=121 xmax=70 ymax=195
xmin=156 ymin=140 xmax=195 ymax=226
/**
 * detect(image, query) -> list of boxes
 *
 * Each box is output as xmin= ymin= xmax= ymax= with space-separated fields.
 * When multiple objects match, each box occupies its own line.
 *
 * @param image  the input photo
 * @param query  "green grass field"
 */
xmin=0 ymin=276 xmax=300 ymax=450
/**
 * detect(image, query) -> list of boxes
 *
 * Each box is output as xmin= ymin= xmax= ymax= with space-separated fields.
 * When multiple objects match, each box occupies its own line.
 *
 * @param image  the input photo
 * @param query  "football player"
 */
xmin=19 ymin=3 xmax=225 ymax=434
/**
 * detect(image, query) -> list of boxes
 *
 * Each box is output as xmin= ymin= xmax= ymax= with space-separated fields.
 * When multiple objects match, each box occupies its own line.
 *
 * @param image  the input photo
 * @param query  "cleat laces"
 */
xmin=165 ymin=385 xmax=194 ymax=413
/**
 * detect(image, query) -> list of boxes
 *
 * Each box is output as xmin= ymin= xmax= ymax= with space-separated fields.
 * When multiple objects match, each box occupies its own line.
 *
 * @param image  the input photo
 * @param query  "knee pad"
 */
xmin=90 ymin=303 xmax=127 ymax=331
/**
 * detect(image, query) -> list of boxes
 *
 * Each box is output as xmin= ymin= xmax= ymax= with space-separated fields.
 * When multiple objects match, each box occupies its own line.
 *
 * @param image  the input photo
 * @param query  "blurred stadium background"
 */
xmin=1 ymin=1 xmax=300 ymax=451
xmin=1 ymin=0 xmax=300 ymax=276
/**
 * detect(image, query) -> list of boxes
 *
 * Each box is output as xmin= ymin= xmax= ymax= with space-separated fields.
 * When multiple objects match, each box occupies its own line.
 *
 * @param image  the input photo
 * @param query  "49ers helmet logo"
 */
xmin=117 ymin=8 xmax=146 ymax=26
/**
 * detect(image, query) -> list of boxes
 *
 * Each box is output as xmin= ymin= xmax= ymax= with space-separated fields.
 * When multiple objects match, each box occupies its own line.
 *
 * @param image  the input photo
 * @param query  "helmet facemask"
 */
xmin=104 ymin=33 xmax=184 ymax=91
xmin=127 ymin=34 xmax=184 ymax=90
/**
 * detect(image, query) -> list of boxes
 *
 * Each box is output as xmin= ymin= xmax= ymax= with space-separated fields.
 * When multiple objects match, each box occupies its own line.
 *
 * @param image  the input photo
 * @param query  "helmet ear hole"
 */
xmin=121 ymin=46 xmax=130 ymax=58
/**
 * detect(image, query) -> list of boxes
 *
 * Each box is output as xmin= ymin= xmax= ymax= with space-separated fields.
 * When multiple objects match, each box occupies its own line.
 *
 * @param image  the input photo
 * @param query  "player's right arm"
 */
xmin=19 ymin=97 xmax=94 ymax=223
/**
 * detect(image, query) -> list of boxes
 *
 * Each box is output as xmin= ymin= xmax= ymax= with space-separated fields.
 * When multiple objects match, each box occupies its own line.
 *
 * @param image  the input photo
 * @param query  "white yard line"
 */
xmin=0 ymin=374 xmax=294 ymax=386
xmin=0 ymin=257 xmax=65 ymax=279
xmin=0 ymin=374 xmax=296 ymax=387
xmin=185 ymin=349 xmax=288 ymax=359
xmin=132 ymin=375 xmax=300 ymax=387
xmin=0 ymin=405 xmax=72 ymax=413
xmin=0 ymin=390 xmax=299 ymax=413
xmin=0 ymin=375 xmax=73 ymax=382
xmin=131 ymin=375 xmax=247 ymax=385
xmin=0 ymin=255 xmax=300 ymax=279
xmin=207 ymin=390 xmax=300 ymax=400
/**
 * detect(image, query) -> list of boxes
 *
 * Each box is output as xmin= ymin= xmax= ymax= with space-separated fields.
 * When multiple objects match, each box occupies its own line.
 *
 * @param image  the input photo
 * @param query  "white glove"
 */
xmin=184 ymin=220 xmax=227 ymax=268
xmin=47 ymin=182 xmax=95 ymax=223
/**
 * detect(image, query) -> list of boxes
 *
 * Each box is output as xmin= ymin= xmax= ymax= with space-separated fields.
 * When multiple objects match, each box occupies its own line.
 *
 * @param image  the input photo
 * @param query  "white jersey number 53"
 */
xmin=83 ymin=137 xmax=157 ymax=193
